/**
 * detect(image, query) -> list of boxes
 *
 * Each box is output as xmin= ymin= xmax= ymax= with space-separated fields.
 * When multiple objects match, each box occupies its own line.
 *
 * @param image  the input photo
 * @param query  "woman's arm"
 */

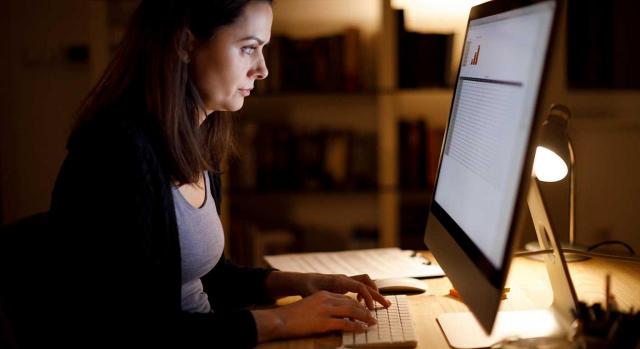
xmin=48 ymin=119 xmax=265 ymax=348
xmin=201 ymin=254 xmax=277 ymax=309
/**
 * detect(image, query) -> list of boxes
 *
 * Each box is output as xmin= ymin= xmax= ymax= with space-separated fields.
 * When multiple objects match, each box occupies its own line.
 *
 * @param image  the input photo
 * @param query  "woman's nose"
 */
xmin=252 ymin=54 xmax=268 ymax=80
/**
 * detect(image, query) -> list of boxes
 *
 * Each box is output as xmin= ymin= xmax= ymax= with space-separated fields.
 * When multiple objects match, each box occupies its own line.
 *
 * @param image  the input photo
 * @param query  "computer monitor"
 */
xmin=424 ymin=0 xmax=576 ymax=347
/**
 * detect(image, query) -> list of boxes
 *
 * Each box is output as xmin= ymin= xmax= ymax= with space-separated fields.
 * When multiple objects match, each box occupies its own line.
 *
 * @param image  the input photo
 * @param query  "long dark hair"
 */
xmin=75 ymin=0 xmax=271 ymax=185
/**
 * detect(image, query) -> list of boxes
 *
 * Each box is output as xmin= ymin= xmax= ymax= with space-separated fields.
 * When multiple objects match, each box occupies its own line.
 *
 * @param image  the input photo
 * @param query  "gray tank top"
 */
xmin=171 ymin=172 xmax=225 ymax=313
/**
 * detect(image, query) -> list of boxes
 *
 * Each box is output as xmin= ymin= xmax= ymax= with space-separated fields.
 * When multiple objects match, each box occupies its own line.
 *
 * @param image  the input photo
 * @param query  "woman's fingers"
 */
xmin=356 ymin=282 xmax=376 ymax=309
xmin=330 ymin=275 xmax=374 ymax=309
xmin=353 ymin=274 xmax=391 ymax=308
xmin=309 ymin=274 xmax=391 ymax=309
xmin=350 ymin=274 xmax=391 ymax=308
xmin=352 ymin=274 xmax=377 ymax=291
xmin=268 ymin=291 xmax=381 ymax=339
xmin=325 ymin=318 xmax=368 ymax=333
xmin=343 ymin=276 xmax=390 ymax=309
xmin=327 ymin=293 xmax=376 ymax=325
xmin=367 ymin=287 xmax=391 ymax=308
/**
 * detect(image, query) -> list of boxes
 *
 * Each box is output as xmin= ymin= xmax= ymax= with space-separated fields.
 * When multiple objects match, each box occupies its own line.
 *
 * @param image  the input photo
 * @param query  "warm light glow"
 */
xmin=272 ymin=0 xmax=380 ymax=38
xmin=391 ymin=0 xmax=483 ymax=32
xmin=533 ymin=146 xmax=568 ymax=182
xmin=390 ymin=0 xmax=492 ymax=30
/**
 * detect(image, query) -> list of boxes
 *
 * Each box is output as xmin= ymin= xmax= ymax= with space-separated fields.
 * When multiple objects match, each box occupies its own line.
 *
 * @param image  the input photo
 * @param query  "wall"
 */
xmin=0 ymin=0 xmax=94 ymax=223
xmin=533 ymin=1 xmax=640 ymax=251
xmin=0 ymin=0 xmax=9 ymax=221
xmin=1 ymin=1 xmax=638 ymax=252
xmin=271 ymin=0 xmax=381 ymax=90
xmin=393 ymin=0 xmax=640 ymax=252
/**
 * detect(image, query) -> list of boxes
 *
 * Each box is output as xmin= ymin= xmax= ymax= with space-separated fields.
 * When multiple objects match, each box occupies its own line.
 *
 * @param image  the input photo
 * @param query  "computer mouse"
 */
xmin=374 ymin=277 xmax=429 ymax=294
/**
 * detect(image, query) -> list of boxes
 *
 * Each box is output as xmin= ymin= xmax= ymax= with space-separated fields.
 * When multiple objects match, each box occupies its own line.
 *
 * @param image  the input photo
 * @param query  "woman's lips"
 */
xmin=239 ymin=89 xmax=252 ymax=97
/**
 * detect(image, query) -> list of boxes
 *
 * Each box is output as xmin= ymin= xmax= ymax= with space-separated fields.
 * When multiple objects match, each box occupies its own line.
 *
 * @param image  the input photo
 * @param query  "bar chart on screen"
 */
xmin=463 ymin=36 xmax=483 ymax=66
xmin=471 ymin=45 xmax=480 ymax=65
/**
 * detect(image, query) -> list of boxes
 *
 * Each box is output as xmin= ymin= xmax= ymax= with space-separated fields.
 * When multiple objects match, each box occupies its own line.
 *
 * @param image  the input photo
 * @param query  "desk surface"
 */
xmin=258 ymin=252 xmax=640 ymax=349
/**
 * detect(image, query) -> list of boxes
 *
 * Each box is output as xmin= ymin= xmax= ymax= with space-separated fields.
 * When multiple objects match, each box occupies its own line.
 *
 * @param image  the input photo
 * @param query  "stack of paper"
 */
xmin=264 ymin=247 xmax=444 ymax=280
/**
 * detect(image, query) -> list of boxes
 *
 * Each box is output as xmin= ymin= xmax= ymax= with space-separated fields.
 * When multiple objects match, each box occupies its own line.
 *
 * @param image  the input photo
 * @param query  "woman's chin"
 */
xmin=219 ymin=98 xmax=244 ymax=112
xmin=228 ymin=98 xmax=245 ymax=112
xmin=208 ymin=95 xmax=245 ymax=113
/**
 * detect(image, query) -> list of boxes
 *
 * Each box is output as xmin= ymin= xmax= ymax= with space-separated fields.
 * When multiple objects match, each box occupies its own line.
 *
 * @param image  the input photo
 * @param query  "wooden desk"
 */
xmin=258 ymin=252 xmax=640 ymax=349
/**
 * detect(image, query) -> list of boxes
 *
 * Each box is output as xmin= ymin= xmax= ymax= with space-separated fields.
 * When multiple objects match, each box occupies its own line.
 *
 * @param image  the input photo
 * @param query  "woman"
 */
xmin=46 ymin=0 xmax=389 ymax=347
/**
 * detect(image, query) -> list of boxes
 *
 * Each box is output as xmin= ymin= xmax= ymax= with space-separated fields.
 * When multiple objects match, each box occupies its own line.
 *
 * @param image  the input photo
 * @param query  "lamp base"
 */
xmin=524 ymin=241 xmax=590 ymax=262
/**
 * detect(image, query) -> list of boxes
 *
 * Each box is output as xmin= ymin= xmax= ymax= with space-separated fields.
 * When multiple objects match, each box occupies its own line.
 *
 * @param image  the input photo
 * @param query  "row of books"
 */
xmin=229 ymin=221 xmax=380 ymax=265
xmin=396 ymin=10 xmax=454 ymax=88
xmin=231 ymin=122 xmax=377 ymax=192
xmin=398 ymin=119 xmax=445 ymax=189
xmin=252 ymin=12 xmax=452 ymax=93
xmin=397 ymin=118 xmax=445 ymax=250
xmin=254 ymin=28 xmax=362 ymax=94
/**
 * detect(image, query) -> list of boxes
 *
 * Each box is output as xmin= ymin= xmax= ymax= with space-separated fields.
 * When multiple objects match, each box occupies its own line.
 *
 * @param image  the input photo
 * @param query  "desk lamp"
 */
xmin=526 ymin=104 xmax=589 ymax=261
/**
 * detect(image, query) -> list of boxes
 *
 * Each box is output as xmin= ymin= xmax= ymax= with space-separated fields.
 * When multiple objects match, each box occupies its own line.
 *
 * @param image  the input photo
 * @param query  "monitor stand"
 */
xmin=436 ymin=175 xmax=579 ymax=349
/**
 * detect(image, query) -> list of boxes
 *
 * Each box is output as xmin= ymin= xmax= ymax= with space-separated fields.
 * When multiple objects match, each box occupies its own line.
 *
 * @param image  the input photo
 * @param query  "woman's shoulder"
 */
xmin=64 ymin=109 xmax=173 ymax=179
xmin=68 ymin=109 xmax=161 ymax=155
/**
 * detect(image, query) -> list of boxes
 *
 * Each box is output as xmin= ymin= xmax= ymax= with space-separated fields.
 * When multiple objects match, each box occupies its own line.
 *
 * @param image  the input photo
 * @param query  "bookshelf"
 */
xmin=225 ymin=0 xmax=459 ymax=264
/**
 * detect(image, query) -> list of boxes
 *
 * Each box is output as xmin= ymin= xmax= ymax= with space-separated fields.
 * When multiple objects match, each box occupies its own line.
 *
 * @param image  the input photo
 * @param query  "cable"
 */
xmin=588 ymin=240 xmax=637 ymax=256
xmin=514 ymin=248 xmax=640 ymax=263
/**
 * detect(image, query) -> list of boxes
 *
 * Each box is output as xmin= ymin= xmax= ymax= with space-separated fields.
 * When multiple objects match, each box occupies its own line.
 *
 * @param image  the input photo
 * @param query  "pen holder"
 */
xmin=571 ymin=301 xmax=640 ymax=349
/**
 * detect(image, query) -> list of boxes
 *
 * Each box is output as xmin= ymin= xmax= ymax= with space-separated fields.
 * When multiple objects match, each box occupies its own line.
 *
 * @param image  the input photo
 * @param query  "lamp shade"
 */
xmin=533 ymin=104 xmax=571 ymax=182
xmin=534 ymin=146 xmax=568 ymax=182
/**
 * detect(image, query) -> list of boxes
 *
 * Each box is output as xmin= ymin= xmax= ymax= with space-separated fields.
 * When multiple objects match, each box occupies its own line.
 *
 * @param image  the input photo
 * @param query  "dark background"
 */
xmin=1 ymin=0 xmax=638 ymax=265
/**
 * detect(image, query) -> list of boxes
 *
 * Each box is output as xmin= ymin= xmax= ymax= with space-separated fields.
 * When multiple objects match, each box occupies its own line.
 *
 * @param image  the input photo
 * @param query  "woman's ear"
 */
xmin=177 ymin=28 xmax=196 ymax=64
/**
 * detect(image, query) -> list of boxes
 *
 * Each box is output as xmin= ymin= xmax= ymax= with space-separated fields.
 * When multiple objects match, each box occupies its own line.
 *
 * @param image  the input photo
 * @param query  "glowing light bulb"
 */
xmin=533 ymin=146 xmax=568 ymax=182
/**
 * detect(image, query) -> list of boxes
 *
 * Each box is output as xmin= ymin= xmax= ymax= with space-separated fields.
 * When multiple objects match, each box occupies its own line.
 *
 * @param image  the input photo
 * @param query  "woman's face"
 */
xmin=191 ymin=1 xmax=272 ymax=114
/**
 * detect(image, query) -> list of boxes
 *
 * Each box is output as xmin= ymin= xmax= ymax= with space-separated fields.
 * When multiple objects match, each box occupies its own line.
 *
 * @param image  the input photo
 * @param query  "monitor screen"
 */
xmin=425 ymin=0 xmax=558 ymax=334
xmin=433 ymin=1 xmax=555 ymax=269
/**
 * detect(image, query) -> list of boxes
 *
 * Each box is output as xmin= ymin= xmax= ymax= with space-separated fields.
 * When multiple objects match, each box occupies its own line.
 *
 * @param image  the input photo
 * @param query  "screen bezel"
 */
xmin=427 ymin=0 xmax=559 ymax=289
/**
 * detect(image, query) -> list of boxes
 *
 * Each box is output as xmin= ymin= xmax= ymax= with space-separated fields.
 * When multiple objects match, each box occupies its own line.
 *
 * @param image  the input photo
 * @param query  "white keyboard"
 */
xmin=342 ymin=295 xmax=417 ymax=348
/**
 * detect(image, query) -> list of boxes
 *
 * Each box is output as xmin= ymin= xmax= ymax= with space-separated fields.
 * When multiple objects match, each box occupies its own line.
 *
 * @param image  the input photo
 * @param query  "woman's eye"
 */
xmin=242 ymin=46 xmax=257 ymax=55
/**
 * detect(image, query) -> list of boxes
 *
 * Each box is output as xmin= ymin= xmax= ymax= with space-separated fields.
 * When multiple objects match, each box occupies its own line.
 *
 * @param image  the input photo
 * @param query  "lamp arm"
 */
xmin=527 ymin=174 xmax=579 ymax=321
xmin=568 ymin=136 xmax=575 ymax=246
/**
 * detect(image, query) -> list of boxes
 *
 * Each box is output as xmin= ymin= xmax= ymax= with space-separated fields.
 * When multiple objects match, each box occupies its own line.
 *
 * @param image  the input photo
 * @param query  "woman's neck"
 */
xmin=199 ymin=109 xmax=213 ymax=126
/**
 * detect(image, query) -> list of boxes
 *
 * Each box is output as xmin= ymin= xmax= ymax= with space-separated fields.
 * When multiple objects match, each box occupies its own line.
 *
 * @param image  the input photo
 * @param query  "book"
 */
xmin=343 ymin=27 xmax=361 ymax=92
xmin=255 ymin=29 xmax=363 ymax=93
xmin=396 ymin=9 xmax=453 ymax=88
xmin=398 ymin=119 xmax=427 ymax=189
xmin=349 ymin=133 xmax=377 ymax=189
xmin=295 ymin=131 xmax=326 ymax=190
xmin=324 ymin=131 xmax=351 ymax=188
xmin=426 ymin=128 xmax=445 ymax=187
xmin=255 ymin=123 xmax=296 ymax=190
xmin=231 ymin=120 xmax=259 ymax=189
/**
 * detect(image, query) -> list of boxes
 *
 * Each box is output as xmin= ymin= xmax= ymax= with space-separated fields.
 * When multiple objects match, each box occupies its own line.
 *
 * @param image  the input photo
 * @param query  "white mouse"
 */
xmin=374 ymin=277 xmax=429 ymax=294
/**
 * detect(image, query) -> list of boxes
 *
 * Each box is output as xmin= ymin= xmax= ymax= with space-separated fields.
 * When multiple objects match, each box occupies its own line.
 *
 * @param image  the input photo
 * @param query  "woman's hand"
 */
xmin=265 ymin=271 xmax=391 ymax=309
xmin=298 ymin=273 xmax=391 ymax=309
xmin=251 ymin=290 xmax=378 ymax=342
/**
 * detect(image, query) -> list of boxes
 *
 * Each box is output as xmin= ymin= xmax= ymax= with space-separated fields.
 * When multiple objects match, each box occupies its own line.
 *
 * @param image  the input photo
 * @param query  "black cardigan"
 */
xmin=44 ymin=112 xmax=274 ymax=348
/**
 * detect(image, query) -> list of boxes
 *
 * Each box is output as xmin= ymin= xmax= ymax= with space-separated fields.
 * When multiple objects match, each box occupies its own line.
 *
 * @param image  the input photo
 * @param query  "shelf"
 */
xmin=226 ymin=188 xmax=379 ymax=197
xmin=251 ymin=91 xmax=380 ymax=99
xmin=399 ymin=189 xmax=433 ymax=205
xmin=395 ymin=87 xmax=454 ymax=94
xmin=226 ymin=0 xmax=455 ymax=254
xmin=249 ymin=87 xmax=454 ymax=99
xmin=239 ymin=94 xmax=381 ymax=132
xmin=226 ymin=186 xmax=431 ymax=197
